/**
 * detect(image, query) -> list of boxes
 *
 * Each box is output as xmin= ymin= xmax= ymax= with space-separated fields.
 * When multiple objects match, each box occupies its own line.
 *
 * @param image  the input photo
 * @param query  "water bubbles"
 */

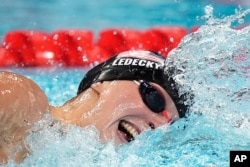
xmin=52 ymin=34 xmax=59 ymax=40
xmin=52 ymin=75 xmax=59 ymax=81
xmin=77 ymin=46 xmax=83 ymax=52
xmin=82 ymin=55 xmax=88 ymax=62
xmin=204 ymin=5 xmax=214 ymax=20
xmin=169 ymin=37 xmax=174 ymax=43
xmin=198 ymin=5 xmax=250 ymax=27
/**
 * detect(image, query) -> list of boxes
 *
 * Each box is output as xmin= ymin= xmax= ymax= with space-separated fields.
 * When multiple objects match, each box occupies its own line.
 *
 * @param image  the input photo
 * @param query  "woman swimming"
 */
xmin=0 ymin=50 xmax=190 ymax=163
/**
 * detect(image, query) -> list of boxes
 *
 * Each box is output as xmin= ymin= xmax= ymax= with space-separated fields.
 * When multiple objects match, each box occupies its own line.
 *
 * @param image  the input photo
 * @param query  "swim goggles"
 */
xmin=134 ymin=80 xmax=172 ymax=123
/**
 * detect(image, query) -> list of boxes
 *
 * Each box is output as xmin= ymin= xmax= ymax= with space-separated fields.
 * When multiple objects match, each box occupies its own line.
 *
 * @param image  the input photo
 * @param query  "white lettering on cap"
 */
xmin=112 ymin=58 xmax=163 ymax=70
xmin=124 ymin=58 xmax=133 ymax=65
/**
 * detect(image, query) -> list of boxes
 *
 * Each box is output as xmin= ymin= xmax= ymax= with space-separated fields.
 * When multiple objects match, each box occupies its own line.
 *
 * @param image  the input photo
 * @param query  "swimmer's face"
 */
xmin=77 ymin=80 xmax=180 ymax=145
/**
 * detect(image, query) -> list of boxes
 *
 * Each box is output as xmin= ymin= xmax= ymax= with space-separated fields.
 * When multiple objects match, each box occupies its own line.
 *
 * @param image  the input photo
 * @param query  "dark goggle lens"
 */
xmin=139 ymin=82 xmax=166 ymax=113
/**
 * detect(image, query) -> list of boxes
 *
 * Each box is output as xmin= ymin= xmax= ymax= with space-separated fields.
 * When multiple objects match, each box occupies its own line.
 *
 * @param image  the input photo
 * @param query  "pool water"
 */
xmin=1 ymin=1 xmax=250 ymax=167
xmin=0 ymin=0 xmax=250 ymax=36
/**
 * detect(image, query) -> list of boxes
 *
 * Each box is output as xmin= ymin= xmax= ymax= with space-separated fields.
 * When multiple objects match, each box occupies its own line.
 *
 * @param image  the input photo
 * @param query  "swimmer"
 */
xmin=0 ymin=50 xmax=189 ymax=163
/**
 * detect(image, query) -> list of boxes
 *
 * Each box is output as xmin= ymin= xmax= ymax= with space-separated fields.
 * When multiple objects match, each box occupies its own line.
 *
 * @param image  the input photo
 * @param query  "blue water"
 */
xmin=0 ymin=0 xmax=250 ymax=36
xmin=1 ymin=1 xmax=250 ymax=167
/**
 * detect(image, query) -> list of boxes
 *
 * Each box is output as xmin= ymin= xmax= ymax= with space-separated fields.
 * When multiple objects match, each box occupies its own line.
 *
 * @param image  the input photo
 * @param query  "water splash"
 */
xmin=199 ymin=5 xmax=250 ymax=26
xmin=164 ymin=6 xmax=250 ymax=166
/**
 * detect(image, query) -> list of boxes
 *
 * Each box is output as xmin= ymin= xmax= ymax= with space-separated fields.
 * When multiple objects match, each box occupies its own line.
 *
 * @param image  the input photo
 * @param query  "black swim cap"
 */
xmin=77 ymin=50 xmax=189 ymax=118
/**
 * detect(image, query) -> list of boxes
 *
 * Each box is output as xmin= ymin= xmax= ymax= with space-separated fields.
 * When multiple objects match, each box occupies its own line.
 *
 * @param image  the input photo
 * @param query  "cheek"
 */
xmin=94 ymin=95 xmax=140 ymax=124
xmin=87 ymin=89 xmax=144 ymax=127
xmin=110 ymin=93 xmax=142 ymax=112
xmin=102 ymin=91 xmax=138 ymax=110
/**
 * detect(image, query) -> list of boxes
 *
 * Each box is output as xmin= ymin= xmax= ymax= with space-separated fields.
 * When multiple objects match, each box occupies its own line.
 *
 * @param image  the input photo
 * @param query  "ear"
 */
xmin=90 ymin=82 xmax=105 ymax=94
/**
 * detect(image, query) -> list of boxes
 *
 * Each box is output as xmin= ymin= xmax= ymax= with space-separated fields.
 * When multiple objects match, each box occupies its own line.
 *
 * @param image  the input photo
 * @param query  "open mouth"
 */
xmin=118 ymin=120 xmax=140 ymax=142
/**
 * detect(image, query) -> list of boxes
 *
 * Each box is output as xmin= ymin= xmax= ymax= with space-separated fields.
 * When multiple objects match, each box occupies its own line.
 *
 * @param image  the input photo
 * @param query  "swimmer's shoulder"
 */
xmin=0 ymin=71 xmax=49 ymax=118
xmin=0 ymin=71 xmax=50 ymax=163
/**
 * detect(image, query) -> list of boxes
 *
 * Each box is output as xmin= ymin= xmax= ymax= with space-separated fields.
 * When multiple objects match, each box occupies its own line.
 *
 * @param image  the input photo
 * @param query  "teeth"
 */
xmin=121 ymin=121 xmax=138 ymax=138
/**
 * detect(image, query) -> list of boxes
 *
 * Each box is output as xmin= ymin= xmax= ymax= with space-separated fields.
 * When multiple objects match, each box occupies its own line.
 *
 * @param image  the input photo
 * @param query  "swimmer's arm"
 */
xmin=0 ymin=71 xmax=49 ymax=163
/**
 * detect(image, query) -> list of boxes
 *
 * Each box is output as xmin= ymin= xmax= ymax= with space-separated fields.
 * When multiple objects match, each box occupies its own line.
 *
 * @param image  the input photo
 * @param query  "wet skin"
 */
xmin=52 ymin=80 xmax=179 ymax=145
xmin=0 ymin=71 xmax=49 ymax=163
xmin=0 ymin=71 xmax=179 ymax=163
